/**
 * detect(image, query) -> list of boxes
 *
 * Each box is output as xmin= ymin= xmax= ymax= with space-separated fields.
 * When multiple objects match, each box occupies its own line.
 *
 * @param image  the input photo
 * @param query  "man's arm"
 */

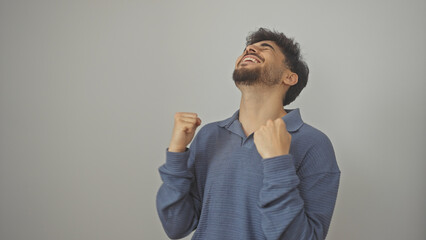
xmin=259 ymin=153 xmax=340 ymax=239
xmin=254 ymin=118 xmax=340 ymax=240
xmin=156 ymin=147 xmax=202 ymax=239
xmin=156 ymin=112 xmax=202 ymax=239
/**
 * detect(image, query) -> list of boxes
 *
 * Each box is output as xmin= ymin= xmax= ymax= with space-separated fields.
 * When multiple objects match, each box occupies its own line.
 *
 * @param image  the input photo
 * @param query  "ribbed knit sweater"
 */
xmin=156 ymin=108 xmax=341 ymax=240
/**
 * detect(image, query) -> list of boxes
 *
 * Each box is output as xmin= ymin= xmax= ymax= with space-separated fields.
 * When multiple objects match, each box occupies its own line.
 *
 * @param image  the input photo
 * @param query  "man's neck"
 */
xmin=238 ymin=85 xmax=287 ymax=137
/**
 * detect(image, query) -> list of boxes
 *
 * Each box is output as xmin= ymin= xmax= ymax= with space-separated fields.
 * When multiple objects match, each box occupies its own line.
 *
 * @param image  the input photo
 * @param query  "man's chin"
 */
xmin=232 ymin=68 xmax=260 ymax=85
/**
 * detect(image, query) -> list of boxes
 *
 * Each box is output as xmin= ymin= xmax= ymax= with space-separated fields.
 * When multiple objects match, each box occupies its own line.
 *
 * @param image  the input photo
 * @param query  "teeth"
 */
xmin=243 ymin=57 xmax=259 ymax=63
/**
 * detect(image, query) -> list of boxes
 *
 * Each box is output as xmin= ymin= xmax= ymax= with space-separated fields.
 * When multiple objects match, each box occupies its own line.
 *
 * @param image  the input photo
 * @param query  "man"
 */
xmin=156 ymin=28 xmax=340 ymax=240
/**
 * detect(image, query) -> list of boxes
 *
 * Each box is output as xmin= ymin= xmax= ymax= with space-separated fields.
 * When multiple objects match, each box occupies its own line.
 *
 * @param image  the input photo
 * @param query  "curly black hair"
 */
xmin=246 ymin=28 xmax=309 ymax=106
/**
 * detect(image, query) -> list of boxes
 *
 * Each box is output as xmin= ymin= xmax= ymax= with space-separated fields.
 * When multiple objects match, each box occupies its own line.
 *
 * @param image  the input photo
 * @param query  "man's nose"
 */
xmin=245 ymin=44 xmax=258 ymax=54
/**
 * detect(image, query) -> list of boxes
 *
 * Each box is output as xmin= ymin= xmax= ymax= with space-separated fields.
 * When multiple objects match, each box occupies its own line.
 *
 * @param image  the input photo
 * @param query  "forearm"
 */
xmin=156 ymin=148 xmax=200 ymax=239
xmin=259 ymin=154 xmax=340 ymax=240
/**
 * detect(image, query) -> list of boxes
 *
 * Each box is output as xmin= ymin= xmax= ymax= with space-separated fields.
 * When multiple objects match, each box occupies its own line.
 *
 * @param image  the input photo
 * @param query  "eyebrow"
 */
xmin=260 ymin=42 xmax=275 ymax=51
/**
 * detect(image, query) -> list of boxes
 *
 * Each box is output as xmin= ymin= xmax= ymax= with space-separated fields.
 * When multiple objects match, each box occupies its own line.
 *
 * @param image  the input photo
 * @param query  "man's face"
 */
xmin=233 ymin=40 xmax=287 ymax=87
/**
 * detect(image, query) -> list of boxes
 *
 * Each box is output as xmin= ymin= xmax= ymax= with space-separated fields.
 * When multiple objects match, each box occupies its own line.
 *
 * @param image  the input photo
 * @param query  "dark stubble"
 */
xmin=232 ymin=63 xmax=284 ymax=87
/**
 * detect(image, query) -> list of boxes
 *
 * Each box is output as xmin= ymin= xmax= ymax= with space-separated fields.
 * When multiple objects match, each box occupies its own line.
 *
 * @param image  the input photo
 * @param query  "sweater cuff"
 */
xmin=165 ymin=147 xmax=190 ymax=172
xmin=262 ymin=154 xmax=297 ymax=179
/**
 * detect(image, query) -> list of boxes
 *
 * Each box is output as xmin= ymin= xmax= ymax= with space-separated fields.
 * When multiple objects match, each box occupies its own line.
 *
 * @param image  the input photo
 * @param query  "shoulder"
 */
xmin=196 ymin=110 xmax=236 ymax=136
xmin=293 ymin=122 xmax=340 ymax=175
xmin=189 ymin=120 xmax=226 ymax=147
xmin=195 ymin=121 xmax=223 ymax=137
xmin=297 ymin=123 xmax=334 ymax=148
xmin=201 ymin=121 xmax=223 ymax=132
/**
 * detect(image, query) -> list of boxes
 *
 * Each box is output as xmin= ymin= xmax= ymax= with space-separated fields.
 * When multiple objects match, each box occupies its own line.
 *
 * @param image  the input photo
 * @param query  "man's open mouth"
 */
xmin=241 ymin=55 xmax=262 ymax=64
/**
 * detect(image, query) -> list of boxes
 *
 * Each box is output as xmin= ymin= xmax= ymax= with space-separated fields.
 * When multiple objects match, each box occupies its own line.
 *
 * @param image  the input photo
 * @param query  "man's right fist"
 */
xmin=168 ymin=112 xmax=202 ymax=152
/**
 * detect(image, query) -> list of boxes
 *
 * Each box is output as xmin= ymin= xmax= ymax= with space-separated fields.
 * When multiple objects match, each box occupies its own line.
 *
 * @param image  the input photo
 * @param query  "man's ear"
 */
xmin=283 ymin=72 xmax=298 ymax=86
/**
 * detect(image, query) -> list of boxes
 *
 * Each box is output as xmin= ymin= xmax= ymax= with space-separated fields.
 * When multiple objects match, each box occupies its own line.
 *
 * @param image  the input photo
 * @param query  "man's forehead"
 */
xmin=250 ymin=40 xmax=277 ymax=46
xmin=249 ymin=40 xmax=282 ymax=53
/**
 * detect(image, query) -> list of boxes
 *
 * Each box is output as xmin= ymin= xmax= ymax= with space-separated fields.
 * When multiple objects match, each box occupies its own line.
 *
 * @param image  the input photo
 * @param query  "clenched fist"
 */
xmin=168 ymin=112 xmax=202 ymax=152
xmin=253 ymin=118 xmax=292 ymax=159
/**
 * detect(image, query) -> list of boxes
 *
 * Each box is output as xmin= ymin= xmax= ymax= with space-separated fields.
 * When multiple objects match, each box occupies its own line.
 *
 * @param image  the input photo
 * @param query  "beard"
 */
xmin=232 ymin=64 xmax=283 ymax=87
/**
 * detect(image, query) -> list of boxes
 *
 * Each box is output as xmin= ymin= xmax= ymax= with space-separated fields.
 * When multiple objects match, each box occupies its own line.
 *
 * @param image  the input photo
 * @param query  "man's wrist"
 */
xmin=262 ymin=154 xmax=296 ymax=177
xmin=168 ymin=146 xmax=188 ymax=152
xmin=165 ymin=147 xmax=190 ymax=172
xmin=261 ymin=151 xmax=289 ymax=159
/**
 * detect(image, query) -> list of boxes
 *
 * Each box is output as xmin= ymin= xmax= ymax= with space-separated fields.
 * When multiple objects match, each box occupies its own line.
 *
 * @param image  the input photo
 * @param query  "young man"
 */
xmin=156 ymin=28 xmax=340 ymax=240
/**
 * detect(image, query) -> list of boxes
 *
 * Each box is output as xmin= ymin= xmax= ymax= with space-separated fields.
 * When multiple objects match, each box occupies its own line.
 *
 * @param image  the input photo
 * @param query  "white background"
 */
xmin=1 ymin=0 xmax=425 ymax=239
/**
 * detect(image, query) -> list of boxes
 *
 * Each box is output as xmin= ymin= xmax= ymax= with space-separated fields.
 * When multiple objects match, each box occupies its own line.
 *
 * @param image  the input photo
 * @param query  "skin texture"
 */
xmin=169 ymin=40 xmax=298 ymax=158
xmin=168 ymin=112 xmax=201 ymax=152
xmin=253 ymin=118 xmax=292 ymax=158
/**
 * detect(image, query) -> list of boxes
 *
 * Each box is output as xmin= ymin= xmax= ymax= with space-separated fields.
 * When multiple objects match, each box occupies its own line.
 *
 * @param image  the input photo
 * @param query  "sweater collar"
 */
xmin=217 ymin=108 xmax=304 ymax=133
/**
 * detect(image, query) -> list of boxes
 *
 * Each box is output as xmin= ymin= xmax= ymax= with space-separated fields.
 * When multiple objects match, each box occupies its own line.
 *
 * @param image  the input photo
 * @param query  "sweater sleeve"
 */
xmin=258 ymin=134 xmax=340 ymax=240
xmin=156 ymin=145 xmax=202 ymax=239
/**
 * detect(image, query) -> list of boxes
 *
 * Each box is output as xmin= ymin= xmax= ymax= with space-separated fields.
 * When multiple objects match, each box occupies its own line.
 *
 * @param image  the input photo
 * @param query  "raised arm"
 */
xmin=156 ymin=112 xmax=202 ymax=239
xmin=254 ymin=118 xmax=340 ymax=239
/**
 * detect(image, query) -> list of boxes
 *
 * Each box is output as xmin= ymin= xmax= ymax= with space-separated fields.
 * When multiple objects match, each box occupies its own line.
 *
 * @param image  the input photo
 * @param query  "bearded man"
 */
xmin=156 ymin=28 xmax=341 ymax=240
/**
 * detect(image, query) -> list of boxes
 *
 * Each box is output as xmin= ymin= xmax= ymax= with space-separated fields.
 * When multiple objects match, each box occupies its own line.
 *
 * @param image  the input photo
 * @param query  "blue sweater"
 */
xmin=156 ymin=108 xmax=341 ymax=240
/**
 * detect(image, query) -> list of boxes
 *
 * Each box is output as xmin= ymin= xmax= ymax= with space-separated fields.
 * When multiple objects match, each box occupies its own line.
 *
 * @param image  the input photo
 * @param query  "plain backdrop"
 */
xmin=1 ymin=0 xmax=425 ymax=239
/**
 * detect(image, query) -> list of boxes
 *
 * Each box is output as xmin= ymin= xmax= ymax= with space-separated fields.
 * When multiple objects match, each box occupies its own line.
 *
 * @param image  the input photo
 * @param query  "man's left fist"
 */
xmin=253 ymin=118 xmax=292 ymax=159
